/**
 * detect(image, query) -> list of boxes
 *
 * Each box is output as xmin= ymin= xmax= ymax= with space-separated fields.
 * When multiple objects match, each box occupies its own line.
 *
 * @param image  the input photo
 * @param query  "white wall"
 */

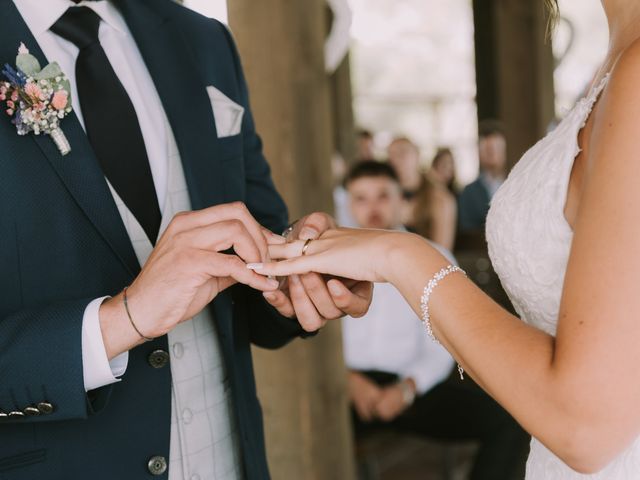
xmin=183 ymin=0 xmax=228 ymax=24
xmin=349 ymin=0 xmax=479 ymax=184
xmin=554 ymin=0 xmax=608 ymax=115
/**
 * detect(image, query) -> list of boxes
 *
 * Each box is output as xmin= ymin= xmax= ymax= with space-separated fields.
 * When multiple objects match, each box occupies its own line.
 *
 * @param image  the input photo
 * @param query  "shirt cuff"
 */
xmin=406 ymin=344 xmax=455 ymax=395
xmin=82 ymin=296 xmax=129 ymax=392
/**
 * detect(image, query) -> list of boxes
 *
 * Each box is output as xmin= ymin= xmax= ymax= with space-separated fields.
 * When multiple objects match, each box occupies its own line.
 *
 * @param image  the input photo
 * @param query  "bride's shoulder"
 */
xmin=592 ymin=39 xmax=640 ymax=133
xmin=607 ymin=38 xmax=640 ymax=96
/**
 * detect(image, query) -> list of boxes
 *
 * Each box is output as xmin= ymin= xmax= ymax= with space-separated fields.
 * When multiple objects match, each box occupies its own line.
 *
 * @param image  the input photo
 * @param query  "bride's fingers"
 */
xmin=267 ymin=241 xmax=305 ymax=260
xmin=268 ymin=238 xmax=331 ymax=260
xmin=247 ymin=256 xmax=318 ymax=277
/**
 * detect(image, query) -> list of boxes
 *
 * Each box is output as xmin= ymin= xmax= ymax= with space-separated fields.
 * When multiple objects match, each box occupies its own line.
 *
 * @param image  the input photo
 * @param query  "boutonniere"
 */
xmin=1 ymin=43 xmax=73 ymax=156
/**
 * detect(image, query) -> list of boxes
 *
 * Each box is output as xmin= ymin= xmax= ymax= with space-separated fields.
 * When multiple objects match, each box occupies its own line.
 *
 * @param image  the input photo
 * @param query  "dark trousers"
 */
xmin=353 ymin=370 xmax=530 ymax=480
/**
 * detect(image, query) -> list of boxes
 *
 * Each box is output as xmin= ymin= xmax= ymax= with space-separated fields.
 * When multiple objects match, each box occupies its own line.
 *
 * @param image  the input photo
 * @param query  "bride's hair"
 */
xmin=544 ymin=0 xmax=559 ymax=37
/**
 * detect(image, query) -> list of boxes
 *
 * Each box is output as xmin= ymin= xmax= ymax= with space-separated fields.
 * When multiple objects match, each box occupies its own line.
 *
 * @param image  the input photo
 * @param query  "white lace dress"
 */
xmin=486 ymin=73 xmax=640 ymax=479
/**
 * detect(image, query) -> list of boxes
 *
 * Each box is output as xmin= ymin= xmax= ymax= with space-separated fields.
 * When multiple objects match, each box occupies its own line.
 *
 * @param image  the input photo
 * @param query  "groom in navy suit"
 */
xmin=0 ymin=1 xmax=372 ymax=479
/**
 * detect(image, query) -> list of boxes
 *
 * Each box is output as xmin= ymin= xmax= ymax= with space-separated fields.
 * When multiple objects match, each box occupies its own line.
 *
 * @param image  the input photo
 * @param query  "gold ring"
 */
xmin=301 ymin=238 xmax=313 ymax=256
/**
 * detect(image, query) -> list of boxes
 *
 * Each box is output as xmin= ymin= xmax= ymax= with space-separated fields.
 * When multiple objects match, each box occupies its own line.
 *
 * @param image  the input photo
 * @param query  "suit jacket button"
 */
xmin=0 ymin=411 xmax=7 ymax=419
xmin=148 ymin=349 xmax=170 ymax=369
xmin=37 ymin=402 xmax=54 ymax=415
xmin=8 ymin=411 xmax=25 ymax=418
xmin=147 ymin=456 xmax=168 ymax=475
xmin=24 ymin=406 xmax=40 ymax=416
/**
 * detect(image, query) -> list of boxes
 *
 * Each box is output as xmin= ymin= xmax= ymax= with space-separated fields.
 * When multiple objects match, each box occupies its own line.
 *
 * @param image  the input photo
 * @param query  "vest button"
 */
xmin=8 ymin=411 xmax=25 ymax=419
xmin=172 ymin=342 xmax=184 ymax=359
xmin=182 ymin=408 xmax=193 ymax=424
xmin=23 ymin=406 xmax=41 ymax=416
xmin=37 ymin=402 xmax=54 ymax=415
xmin=147 ymin=456 xmax=168 ymax=475
xmin=148 ymin=349 xmax=170 ymax=369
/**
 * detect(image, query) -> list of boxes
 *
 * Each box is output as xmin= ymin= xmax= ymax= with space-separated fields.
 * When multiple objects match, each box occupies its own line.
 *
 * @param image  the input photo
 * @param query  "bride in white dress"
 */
xmin=250 ymin=0 xmax=640 ymax=478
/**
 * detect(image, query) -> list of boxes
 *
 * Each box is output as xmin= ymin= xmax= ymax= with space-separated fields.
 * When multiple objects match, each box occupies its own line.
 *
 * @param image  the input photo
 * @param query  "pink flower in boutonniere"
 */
xmin=51 ymin=90 xmax=68 ymax=111
xmin=1 ymin=43 xmax=73 ymax=155
xmin=24 ymin=82 xmax=44 ymax=100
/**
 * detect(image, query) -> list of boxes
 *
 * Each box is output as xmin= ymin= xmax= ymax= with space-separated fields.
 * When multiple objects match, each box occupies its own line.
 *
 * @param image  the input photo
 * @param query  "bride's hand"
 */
xmin=251 ymin=227 xmax=417 ymax=283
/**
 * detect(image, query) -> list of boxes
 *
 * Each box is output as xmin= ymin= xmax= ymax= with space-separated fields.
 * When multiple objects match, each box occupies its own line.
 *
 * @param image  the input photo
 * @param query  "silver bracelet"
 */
xmin=420 ymin=265 xmax=466 ymax=379
xmin=123 ymin=286 xmax=154 ymax=342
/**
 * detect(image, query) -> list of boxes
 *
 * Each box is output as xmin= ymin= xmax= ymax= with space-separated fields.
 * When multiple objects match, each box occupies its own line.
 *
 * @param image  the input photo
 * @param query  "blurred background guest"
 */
xmin=357 ymin=129 xmax=376 ymax=161
xmin=387 ymin=137 xmax=424 ymax=202
xmin=332 ymin=152 xmax=357 ymax=227
xmin=388 ymin=137 xmax=457 ymax=251
xmin=457 ymin=120 xmax=508 ymax=233
xmin=342 ymin=161 xmax=530 ymax=480
xmin=428 ymin=147 xmax=458 ymax=194
xmin=413 ymin=147 xmax=459 ymax=251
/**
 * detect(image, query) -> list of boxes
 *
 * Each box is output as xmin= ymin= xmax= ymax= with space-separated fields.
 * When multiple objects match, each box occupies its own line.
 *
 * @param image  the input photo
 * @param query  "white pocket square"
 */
xmin=206 ymin=85 xmax=245 ymax=138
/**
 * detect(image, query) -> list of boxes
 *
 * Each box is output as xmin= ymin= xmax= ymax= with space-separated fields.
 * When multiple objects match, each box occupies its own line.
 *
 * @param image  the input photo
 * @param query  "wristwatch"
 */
xmin=399 ymin=379 xmax=416 ymax=407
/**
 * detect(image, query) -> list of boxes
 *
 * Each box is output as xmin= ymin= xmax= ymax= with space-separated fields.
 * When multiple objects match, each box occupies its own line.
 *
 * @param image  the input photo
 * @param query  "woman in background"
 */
xmin=410 ymin=148 xmax=458 ymax=250
xmin=428 ymin=147 xmax=458 ymax=194
xmin=388 ymin=138 xmax=457 ymax=250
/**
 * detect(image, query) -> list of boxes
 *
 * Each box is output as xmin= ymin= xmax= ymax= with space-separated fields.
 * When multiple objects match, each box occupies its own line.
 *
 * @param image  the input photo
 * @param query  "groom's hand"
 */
xmin=99 ymin=203 xmax=280 ymax=359
xmin=263 ymin=212 xmax=374 ymax=332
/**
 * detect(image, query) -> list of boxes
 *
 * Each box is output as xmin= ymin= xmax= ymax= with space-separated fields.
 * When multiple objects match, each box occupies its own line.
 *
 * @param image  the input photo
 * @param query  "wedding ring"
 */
xmin=301 ymin=238 xmax=313 ymax=256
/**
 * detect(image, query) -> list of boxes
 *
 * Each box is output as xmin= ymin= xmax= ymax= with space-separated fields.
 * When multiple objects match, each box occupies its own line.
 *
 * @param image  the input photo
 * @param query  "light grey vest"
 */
xmin=108 ymin=114 xmax=242 ymax=480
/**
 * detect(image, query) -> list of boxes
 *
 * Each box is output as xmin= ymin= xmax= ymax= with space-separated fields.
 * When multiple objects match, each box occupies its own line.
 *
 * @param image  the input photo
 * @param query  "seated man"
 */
xmin=343 ymin=161 xmax=529 ymax=480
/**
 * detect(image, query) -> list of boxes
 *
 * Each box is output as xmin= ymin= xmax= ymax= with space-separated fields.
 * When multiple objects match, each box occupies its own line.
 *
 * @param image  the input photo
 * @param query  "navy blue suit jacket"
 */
xmin=0 ymin=1 xmax=306 ymax=478
xmin=457 ymin=177 xmax=491 ymax=233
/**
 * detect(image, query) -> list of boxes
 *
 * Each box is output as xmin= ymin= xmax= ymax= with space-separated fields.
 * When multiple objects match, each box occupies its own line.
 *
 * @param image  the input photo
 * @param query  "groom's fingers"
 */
xmin=328 ymin=279 xmax=373 ymax=318
xmin=299 ymin=273 xmax=344 ymax=319
xmin=296 ymin=212 xmax=335 ymax=240
xmin=289 ymin=274 xmax=327 ymax=332
xmin=182 ymin=221 xmax=262 ymax=263
xmin=166 ymin=202 xmax=269 ymax=261
xmin=263 ymin=290 xmax=296 ymax=318
xmin=262 ymin=227 xmax=286 ymax=245
xmin=202 ymin=252 xmax=280 ymax=292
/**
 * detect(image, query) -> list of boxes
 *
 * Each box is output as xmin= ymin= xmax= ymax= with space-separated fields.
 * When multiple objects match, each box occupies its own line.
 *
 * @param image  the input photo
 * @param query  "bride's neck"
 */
xmin=603 ymin=0 xmax=640 ymax=63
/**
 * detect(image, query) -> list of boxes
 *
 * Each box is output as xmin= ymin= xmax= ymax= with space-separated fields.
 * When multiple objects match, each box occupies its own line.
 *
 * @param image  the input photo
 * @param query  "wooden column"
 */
xmin=473 ymin=0 xmax=555 ymax=168
xmin=228 ymin=2 xmax=357 ymax=480
xmin=331 ymin=54 xmax=357 ymax=165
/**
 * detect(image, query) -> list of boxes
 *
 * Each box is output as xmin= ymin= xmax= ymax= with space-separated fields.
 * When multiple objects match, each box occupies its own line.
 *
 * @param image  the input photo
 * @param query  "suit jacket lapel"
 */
xmin=113 ymin=0 xmax=227 ymax=212
xmin=1 ymin=1 xmax=140 ymax=277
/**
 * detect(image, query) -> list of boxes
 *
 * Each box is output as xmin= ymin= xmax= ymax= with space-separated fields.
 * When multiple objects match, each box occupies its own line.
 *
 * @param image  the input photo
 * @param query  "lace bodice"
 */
xmin=486 ymin=74 xmax=640 ymax=479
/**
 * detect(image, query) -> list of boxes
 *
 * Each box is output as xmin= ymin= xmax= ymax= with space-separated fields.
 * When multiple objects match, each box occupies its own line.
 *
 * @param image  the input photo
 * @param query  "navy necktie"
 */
xmin=51 ymin=7 xmax=161 ymax=244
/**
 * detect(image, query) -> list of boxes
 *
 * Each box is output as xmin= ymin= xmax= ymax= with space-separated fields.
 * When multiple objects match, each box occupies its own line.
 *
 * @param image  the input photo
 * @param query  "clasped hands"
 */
xmin=99 ymin=202 xmax=373 ymax=360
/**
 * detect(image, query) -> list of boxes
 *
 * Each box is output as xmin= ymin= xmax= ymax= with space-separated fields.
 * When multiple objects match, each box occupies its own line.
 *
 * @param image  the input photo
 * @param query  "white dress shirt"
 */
xmin=342 ymin=240 xmax=455 ymax=395
xmin=13 ymin=3 xmax=243 ymax=479
xmin=480 ymin=172 xmax=505 ymax=199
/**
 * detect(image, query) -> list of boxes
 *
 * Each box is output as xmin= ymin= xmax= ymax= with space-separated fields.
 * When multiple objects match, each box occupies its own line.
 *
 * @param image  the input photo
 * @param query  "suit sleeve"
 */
xmin=220 ymin=25 xmax=318 ymax=349
xmin=0 ymin=299 xmax=97 ymax=423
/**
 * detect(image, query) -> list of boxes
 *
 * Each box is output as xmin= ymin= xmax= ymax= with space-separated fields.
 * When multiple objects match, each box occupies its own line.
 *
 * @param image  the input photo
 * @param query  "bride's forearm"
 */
xmin=384 ymin=234 xmax=603 ymax=473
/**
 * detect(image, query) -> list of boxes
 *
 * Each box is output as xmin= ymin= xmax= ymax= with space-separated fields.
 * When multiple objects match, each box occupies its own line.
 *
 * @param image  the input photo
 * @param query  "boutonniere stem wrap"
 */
xmin=1 ymin=43 xmax=73 ymax=155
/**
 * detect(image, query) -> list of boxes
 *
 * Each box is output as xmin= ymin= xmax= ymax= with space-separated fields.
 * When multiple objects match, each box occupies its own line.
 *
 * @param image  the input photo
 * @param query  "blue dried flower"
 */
xmin=1 ymin=64 xmax=26 ymax=87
